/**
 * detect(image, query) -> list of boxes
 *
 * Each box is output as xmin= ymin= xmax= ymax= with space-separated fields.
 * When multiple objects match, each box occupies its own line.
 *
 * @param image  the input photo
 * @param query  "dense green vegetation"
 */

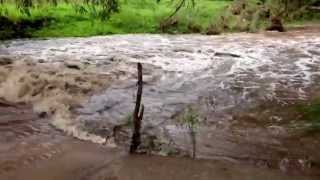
xmin=0 ymin=0 xmax=230 ymax=39
xmin=209 ymin=0 xmax=320 ymax=33
xmin=0 ymin=0 xmax=319 ymax=39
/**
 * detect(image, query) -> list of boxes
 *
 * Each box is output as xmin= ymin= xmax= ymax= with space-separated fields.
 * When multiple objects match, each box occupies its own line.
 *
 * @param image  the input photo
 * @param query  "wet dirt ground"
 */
xmin=1 ymin=27 xmax=320 ymax=179
xmin=1 ymin=102 xmax=314 ymax=180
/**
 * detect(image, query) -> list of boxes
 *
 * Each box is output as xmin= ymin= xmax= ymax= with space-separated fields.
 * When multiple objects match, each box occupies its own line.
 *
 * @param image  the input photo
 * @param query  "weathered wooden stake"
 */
xmin=129 ymin=63 xmax=144 ymax=154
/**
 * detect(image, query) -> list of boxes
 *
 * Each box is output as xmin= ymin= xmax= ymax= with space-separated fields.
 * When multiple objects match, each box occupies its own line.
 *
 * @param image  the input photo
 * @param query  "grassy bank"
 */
xmin=0 ymin=0 xmax=230 ymax=39
xmin=1 ymin=0 xmax=320 ymax=39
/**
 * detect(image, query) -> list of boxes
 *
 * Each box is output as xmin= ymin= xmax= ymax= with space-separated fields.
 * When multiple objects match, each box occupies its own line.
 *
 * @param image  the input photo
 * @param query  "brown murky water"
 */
xmin=1 ymin=103 xmax=314 ymax=180
xmin=1 ymin=28 xmax=320 ymax=179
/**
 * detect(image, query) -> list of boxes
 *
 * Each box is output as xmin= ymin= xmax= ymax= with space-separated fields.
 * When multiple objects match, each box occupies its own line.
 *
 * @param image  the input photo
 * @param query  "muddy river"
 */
xmin=0 ymin=28 xmax=320 ymax=179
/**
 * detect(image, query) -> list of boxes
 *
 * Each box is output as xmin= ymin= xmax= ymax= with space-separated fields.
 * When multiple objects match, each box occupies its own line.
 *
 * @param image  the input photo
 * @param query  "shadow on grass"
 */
xmin=0 ymin=16 xmax=54 ymax=40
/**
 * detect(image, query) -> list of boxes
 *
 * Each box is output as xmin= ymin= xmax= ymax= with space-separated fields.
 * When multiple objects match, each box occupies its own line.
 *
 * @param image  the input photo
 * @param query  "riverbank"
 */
xmin=0 ymin=0 xmax=229 ymax=40
xmin=1 ymin=0 xmax=320 ymax=40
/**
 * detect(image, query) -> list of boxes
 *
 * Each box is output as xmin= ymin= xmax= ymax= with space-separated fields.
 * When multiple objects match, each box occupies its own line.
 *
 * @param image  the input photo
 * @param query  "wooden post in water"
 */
xmin=129 ymin=63 xmax=144 ymax=154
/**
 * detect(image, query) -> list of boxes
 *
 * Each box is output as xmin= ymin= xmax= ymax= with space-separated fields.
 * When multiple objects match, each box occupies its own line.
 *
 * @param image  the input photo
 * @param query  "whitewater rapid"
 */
xmin=1 ymin=30 xmax=320 ymax=166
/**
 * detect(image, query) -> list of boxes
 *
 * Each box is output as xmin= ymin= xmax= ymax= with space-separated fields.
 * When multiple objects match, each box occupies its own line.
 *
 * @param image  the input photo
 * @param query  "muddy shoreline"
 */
xmin=2 ymin=102 xmax=316 ymax=180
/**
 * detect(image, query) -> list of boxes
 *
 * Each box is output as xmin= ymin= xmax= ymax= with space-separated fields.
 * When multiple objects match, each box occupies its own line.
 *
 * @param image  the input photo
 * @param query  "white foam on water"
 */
xmin=2 ymin=32 xmax=320 ymax=145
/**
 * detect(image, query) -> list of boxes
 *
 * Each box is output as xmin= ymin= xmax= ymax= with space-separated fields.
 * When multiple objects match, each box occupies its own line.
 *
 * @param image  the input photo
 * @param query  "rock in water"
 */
xmin=0 ymin=56 xmax=13 ymax=65
xmin=266 ymin=17 xmax=285 ymax=32
xmin=64 ymin=62 xmax=82 ymax=70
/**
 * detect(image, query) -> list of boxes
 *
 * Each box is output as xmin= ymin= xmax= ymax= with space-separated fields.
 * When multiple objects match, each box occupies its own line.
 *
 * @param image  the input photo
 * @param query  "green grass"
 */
xmin=301 ymin=99 xmax=320 ymax=134
xmin=0 ymin=0 xmax=231 ymax=38
xmin=286 ymin=13 xmax=320 ymax=28
xmin=293 ymin=98 xmax=320 ymax=135
xmin=1 ymin=0 xmax=319 ymax=38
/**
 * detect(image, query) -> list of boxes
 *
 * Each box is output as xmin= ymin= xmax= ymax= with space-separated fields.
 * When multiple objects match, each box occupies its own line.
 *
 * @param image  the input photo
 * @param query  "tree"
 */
xmin=1 ymin=0 xmax=195 ymax=20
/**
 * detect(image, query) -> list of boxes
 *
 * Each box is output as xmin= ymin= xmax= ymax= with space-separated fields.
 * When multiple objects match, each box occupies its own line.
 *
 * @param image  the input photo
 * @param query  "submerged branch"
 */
xmin=129 ymin=63 xmax=144 ymax=154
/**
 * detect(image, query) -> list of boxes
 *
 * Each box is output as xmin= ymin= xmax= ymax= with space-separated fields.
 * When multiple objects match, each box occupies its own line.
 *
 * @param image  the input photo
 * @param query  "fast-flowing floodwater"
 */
xmin=1 ymin=28 xmax=320 ymax=178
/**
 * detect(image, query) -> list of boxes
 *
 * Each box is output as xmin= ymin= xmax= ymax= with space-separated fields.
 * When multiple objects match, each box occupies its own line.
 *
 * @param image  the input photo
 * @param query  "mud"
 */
xmin=1 ymin=27 xmax=320 ymax=178
xmin=1 ymin=102 xmax=313 ymax=180
xmin=0 ymin=102 xmax=123 ymax=180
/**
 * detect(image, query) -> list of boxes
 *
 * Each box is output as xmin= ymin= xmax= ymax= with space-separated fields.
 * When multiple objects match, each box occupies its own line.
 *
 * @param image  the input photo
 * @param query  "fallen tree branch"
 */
xmin=165 ymin=0 xmax=195 ymax=21
xmin=129 ymin=63 xmax=144 ymax=154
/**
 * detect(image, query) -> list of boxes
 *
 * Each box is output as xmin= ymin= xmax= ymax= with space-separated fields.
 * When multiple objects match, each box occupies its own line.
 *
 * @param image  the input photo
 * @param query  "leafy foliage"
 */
xmin=301 ymin=100 xmax=320 ymax=134
xmin=180 ymin=106 xmax=200 ymax=129
xmin=207 ymin=0 xmax=320 ymax=33
xmin=180 ymin=106 xmax=200 ymax=158
xmin=15 ymin=0 xmax=33 ymax=15
xmin=1 ymin=0 xmax=119 ymax=19
xmin=0 ymin=0 xmax=319 ymax=38
xmin=1 ymin=0 xmax=197 ymax=20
